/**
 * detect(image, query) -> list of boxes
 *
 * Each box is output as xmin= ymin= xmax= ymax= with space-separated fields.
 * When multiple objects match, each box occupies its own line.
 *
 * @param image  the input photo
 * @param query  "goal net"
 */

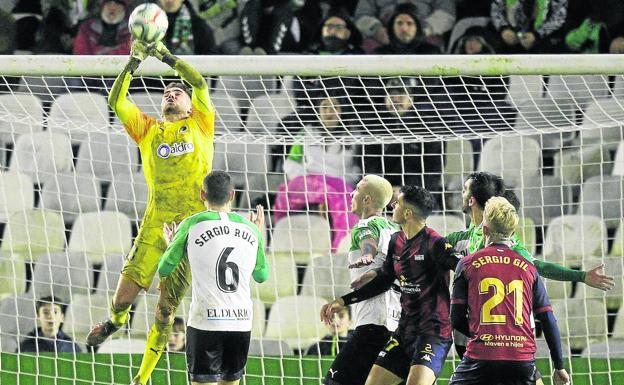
xmin=0 ymin=54 xmax=623 ymax=385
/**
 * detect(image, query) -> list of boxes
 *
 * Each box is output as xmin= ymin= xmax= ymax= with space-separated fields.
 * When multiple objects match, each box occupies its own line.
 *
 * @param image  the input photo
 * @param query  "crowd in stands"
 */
xmin=1 ymin=0 xmax=623 ymax=55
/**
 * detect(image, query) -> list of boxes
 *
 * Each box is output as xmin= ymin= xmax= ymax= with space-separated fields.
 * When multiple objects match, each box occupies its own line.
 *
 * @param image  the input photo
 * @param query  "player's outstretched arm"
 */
xmin=533 ymin=259 xmax=614 ymax=290
xmin=158 ymin=219 xmax=191 ymax=278
xmin=109 ymin=40 xmax=153 ymax=143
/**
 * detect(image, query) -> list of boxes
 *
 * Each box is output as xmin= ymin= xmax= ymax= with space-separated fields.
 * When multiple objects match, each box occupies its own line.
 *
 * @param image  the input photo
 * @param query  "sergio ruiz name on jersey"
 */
xmin=158 ymin=211 xmax=268 ymax=332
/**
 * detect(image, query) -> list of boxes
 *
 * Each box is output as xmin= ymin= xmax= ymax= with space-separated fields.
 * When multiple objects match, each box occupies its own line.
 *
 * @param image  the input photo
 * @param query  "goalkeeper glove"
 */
xmin=130 ymin=40 xmax=149 ymax=62
xmin=148 ymin=41 xmax=172 ymax=62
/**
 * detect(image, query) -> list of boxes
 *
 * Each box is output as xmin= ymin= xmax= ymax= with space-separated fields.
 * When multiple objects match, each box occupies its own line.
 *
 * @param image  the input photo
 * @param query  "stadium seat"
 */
xmin=543 ymin=215 xmax=607 ymax=267
xmin=426 ymin=214 xmax=465 ymax=235
xmin=1 ymin=209 xmax=65 ymax=262
xmin=68 ymin=211 xmax=132 ymax=264
xmin=514 ymin=98 xmax=575 ymax=143
xmin=578 ymin=257 xmax=623 ymax=310
xmin=580 ymin=98 xmax=624 ymax=151
xmin=515 ymin=217 xmax=536 ymax=256
xmin=97 ymin=337 xmax=147 ymax=354
xmin=213 ymin=135 xmax=270 ymax=188
xmin=582 ymin=340 xmax=624 ymax=358
xmin=103 ymin=172 xmax=148 ymax=222
xmin=64 ymin=293 xmax=116 ymax=343
xmin=611 ymin=221 xmax=624 ymax=257
xmin=478 ymin=136 xmax=541 ymax=189
xmin=614 ymin=75 xmax=624 ymax=99
xmin=613 ymin=141 xmax=624 ymax=176
xmin=552 ymin=298 xmax=607 ymax=352
xmin=0 ymin=252 xmax=26 ymax=301
xmin=10 ymin=132 xmax=73 ymax=185
xmin=248 ymin=338 xmax=294 ymax=356
xmin=48 ymin=92 xmax=109 ymax=144
xmin=264 ymin=295 xmax=328 ymax=351
xmin=251 ymin=254 xmax=297 ymax=305
xmin=251 ymin=298 xmax=266 ymax=339
xmin=211 ymin=90 xmax=243 ymax=133
xmin=578 ymin=175 xmax=624 ymax=230
xmin=0 ymin=94 xmax=44 ymax=146
xmin=335 ymin=235 xmax=351 ymax=255
xmin=547 ymin=75 xmax=610 ymax=112
xmin=504 ymin=75 xmax=544 ymax=106
xmin=39 ymin=172 xmax=102 ymax=225
xmin=554 ymin=143 xmax=611 ymax=185
xmin=0 ymin=171 xmax=33 ymax=222
xmin=535 ymin=337 xmax=570 ymax=359
xmin=95 ymin=253 xmax=125 ymax=296
xmin=0 ymin=293 xmax=37 ymax=339
xmin=75 ymin=132 xmax=140 ymax=182
xmin=271 ymin=215 xmax=332 ymax=264
xmin=31 ymin=252 xmax=91 ymax=301
xmin=442 ymin=139 xmax=474 ymax=187
xmin=543 ymin=276 xmax=572 ymax=300
xmin=518 ymin=176 xmax=573 ymax=226
xmin=300 ymin=254 xmax=350 ymax=301
xmin=0 ymin=333 xmax=18 ymax=352
xmin=246 ymin=92 xmax=295 ymax=135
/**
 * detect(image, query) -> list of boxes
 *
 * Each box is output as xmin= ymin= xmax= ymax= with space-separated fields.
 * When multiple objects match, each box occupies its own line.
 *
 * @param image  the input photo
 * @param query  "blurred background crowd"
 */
xmin=1 ymin=0 xmax=623 ymax=56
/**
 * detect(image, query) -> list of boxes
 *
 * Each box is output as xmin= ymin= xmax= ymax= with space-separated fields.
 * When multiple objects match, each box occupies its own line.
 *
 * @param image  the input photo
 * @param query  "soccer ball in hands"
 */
xmin=128 ymin=3 xmax=168 ymax=43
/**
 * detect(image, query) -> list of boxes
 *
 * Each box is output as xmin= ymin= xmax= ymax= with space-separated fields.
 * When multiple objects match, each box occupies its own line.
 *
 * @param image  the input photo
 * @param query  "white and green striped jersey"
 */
xmin=348 ymin=216 xmax=401 ymax=330
xmin=158 ymin=211 xmax=268 ymax=332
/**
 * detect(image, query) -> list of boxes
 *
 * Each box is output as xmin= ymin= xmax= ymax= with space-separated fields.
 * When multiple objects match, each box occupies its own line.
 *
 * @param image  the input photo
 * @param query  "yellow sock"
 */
xmin=132 ymin=319 xmax=172 ymax=385
xmin=110 ymin=302 xmax=131 ymax=329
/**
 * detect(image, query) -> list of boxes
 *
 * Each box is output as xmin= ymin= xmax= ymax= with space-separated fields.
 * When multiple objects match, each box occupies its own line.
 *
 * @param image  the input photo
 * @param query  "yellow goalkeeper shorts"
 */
xmin=121 ymin=228 xmax=190 ymax=303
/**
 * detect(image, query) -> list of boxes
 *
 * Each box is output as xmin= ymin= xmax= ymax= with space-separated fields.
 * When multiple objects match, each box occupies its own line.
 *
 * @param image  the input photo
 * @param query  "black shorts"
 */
xmin=375 ymin=333 xmax=452 ymax=379
xmin=186 ymin=327 xmax=251 ymax=383
xmin=323 ymin=324 xmax=391 ymax=385
xmin=449 ymin=357 xmax=539 ymax=385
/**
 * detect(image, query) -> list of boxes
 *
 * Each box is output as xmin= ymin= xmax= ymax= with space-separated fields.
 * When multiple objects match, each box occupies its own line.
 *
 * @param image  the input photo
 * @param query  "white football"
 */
xmin=128 ymin=3 xmax=168 ymax=43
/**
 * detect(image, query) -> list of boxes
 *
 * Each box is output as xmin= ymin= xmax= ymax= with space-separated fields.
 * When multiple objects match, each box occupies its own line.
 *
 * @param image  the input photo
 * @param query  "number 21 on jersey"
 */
xmin=479 ymin=277 xmax=524 ymax=326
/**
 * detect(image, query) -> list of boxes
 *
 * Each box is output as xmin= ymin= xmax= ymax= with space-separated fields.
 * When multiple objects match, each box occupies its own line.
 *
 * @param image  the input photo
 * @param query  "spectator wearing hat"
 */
xmin=73 ymin=0 xmax=130 ymax=55
xmin=19 ymin=296 xmax=82 ymax=354
xmin=375 ymin=3 xmax=441 ymax=54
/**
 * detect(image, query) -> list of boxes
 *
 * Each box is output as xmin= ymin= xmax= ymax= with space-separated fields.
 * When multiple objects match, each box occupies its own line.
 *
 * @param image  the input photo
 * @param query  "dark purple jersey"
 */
xmin=451 ymin=244 xmax=552 ymax=362
xmin=381 ymin=227 xmax=461 ymax=339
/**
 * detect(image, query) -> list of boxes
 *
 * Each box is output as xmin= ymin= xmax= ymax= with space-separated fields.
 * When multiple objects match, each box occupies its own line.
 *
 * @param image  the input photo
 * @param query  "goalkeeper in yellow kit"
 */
xmin=86 ymin=40 xmax=215 ymax=385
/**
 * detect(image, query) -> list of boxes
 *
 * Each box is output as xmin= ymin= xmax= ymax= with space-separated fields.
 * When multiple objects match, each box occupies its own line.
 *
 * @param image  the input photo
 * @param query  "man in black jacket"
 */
xmin=375 ymin=3 xmax=440 ymax=54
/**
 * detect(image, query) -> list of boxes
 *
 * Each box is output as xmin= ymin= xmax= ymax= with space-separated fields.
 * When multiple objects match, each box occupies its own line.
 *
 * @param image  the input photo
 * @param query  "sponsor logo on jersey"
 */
xmin=414 ymin=254 xmax=424 ymax=261
xmin=480 ymin=334 xmax=493 ymax=342
xmin=420 ymin=354 xmax=432 ymax=362
xmin=157 ymin=141 xmax=195 ymax=159
xmin=207 ymin=308 xmax=250 ymax=321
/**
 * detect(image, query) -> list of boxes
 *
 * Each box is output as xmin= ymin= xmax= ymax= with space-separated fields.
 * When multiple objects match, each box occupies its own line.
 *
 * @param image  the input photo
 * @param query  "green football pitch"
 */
xmin=1 ymin=353 xmax=623 ymax=384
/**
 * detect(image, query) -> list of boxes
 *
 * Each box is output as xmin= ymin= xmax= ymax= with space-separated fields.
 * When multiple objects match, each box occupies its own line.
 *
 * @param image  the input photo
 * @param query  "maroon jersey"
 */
xmin=451 ymin=244 xmax=552 ymax=362
xmin=381 ymin=227 xmax=461 ymax=339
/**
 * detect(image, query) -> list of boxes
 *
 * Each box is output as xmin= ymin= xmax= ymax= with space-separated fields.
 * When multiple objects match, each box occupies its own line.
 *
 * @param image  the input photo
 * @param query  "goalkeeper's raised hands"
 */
xmin=147 ymin=41 xmax=172 ymax=62
xmin=130 ymin=40 xmax=149 ymax=62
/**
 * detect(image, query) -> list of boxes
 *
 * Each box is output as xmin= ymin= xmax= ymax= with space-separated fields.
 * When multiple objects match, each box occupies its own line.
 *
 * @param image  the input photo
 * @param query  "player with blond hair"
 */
xmin=320 ymin=174 xmax=401 ymax=385
xmin=86 ymin=40 xmax=216 ymax=385
xmin=450 ymin=197 xmax=570 ymax=385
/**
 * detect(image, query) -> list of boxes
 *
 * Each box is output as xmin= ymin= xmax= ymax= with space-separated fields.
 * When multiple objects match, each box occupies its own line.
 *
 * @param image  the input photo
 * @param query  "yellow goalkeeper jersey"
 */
xmin=114 ymin=74 xmax=216 ymax=245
